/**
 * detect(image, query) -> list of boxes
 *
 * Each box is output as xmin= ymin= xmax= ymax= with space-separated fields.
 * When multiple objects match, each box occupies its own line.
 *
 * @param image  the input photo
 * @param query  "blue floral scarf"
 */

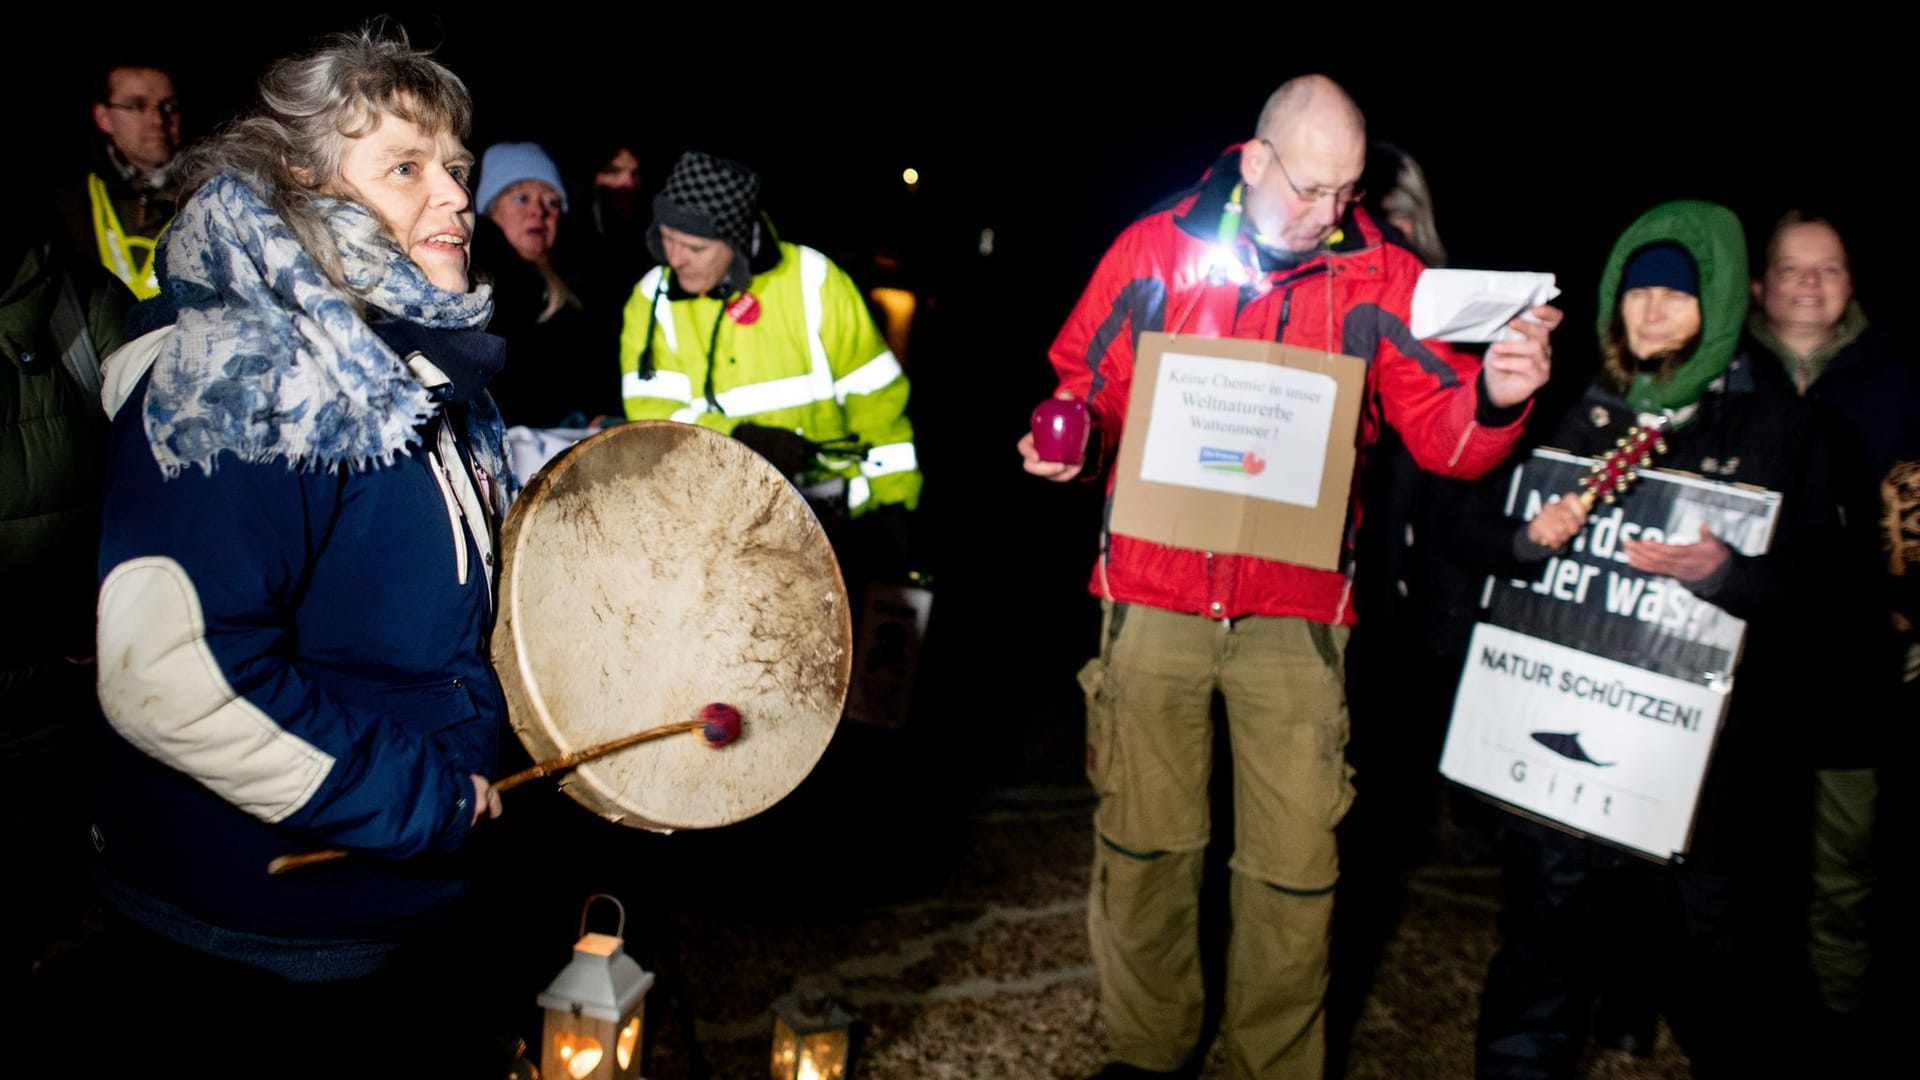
xmin=144 ymin=170 xmax=507 ymax=487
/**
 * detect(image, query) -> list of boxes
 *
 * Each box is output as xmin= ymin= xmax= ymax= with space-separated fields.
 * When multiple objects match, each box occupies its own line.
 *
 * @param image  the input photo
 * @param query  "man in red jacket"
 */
xmin=1018 ymin=74 xmax=1557 ymax=1079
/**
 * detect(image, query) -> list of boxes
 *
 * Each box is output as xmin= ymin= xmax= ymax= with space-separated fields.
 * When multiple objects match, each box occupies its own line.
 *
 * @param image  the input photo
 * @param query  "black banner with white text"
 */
xmin=1440 ymin=450 xmax=1781 ymax=860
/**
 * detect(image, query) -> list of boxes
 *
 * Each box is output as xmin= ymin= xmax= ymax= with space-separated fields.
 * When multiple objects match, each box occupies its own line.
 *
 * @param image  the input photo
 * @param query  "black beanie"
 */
xmin=1620 ymin=241 xmax=1698 ymax=296
xmin=646 ymin=151 xmax=761 ymax=294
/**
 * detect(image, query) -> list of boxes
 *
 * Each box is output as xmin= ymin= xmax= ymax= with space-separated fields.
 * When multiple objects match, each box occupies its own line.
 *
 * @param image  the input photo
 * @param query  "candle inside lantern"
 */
xmin=540 ymin=895 xmax=654 ymax=1080
xmin=771 ymin=991 xmax=853 ymax=1080
xmin=555 ymin=1033 xmax=604 ymax=1078
xmin=616 ymin=1015 xmax=641 ymax=1070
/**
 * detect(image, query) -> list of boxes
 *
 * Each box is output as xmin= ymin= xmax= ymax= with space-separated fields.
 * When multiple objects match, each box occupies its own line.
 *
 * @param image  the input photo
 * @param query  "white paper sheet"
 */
xmin=1411 ymin=268 xmax=1561 ymax=342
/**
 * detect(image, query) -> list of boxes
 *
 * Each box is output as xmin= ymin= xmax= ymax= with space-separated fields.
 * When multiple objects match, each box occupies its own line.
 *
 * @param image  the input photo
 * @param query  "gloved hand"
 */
xmin=731 ymin=424 xmax=820 ymax=479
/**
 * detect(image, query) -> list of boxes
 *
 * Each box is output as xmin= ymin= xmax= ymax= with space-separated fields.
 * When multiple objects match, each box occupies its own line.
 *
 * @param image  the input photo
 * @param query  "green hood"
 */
xmin=1595 ymin=200 xmax=1748 ymax=414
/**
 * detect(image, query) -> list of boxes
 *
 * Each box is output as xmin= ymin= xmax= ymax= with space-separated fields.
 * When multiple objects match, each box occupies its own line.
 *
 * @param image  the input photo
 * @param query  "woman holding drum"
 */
xmin=88 ymin=25 xmax=511 ymax=1075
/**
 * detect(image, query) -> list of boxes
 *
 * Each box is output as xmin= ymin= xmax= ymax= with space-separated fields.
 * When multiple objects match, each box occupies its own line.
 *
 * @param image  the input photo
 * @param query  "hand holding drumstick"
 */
xmin=267 ymin=703 xmax=744 ymax=875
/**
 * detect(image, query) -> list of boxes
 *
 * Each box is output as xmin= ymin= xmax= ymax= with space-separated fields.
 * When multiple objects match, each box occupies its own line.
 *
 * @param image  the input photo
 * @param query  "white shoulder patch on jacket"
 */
xmin=96 ymin=556 xmax=335 ymax=823
xmin=100 ymin=326 xmax=170 ymax=420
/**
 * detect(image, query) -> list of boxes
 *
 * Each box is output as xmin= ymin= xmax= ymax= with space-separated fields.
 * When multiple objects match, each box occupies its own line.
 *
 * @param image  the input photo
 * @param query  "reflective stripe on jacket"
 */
xmin=617 ymin=241 xmax=919 ymax=515
xmin=89 ymin=172 xmax=161 ymax=299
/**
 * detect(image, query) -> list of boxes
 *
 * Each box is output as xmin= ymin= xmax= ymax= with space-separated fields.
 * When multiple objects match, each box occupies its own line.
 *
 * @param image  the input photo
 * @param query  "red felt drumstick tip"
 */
xmin=700 ymin=702 xmax=742 ymax=748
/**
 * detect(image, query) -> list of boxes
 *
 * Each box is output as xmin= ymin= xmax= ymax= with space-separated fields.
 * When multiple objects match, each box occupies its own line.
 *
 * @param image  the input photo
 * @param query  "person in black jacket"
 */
xmin=1742 ymin=210 xmax=1910 ymax=1067
xmin=2 ymin=181 xmax=129 ymax=1025
xmin=471 ymin=140 xmax=622 ymax=428
xmin=49 ymin=61 xmax=182 ymax=299
xmin=1471 ymin=200 xmax=1852 ymax=1079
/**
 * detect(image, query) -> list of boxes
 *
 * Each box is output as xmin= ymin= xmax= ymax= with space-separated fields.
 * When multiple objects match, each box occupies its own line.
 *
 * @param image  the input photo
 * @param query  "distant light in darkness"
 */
xmin=902 ymin=167 xmax=920 ymax=186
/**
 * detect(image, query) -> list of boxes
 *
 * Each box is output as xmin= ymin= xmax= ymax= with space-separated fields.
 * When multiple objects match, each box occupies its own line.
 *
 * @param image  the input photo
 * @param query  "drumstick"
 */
xmin=266 ymin=703 xmax=743 ymax=875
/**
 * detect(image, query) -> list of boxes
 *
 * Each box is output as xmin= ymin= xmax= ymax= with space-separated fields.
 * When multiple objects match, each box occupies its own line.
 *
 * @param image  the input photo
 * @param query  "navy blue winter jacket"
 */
xmin=93 ymin=356 xmax=506 ymax=966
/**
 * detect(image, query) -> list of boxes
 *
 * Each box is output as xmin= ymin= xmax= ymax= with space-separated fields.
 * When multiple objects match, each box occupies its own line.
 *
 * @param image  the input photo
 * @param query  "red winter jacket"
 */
xmin=1048 ymin=146 xmax=1529 ymax=625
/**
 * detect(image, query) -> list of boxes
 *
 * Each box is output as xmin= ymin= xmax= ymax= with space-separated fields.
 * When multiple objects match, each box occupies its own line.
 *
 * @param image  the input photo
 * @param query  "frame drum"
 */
xmin=493 ymin=421 xmax=851 ymax=830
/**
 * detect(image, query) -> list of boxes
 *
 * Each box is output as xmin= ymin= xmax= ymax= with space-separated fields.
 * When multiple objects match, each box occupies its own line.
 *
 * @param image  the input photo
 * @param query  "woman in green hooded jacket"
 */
xmin=1471 ymin=200 xmax=1854 ymax=1079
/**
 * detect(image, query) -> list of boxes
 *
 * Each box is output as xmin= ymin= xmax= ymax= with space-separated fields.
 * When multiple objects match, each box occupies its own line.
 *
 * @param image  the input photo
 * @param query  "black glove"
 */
xmin=731 ymin=424 xmax=820 ymax=479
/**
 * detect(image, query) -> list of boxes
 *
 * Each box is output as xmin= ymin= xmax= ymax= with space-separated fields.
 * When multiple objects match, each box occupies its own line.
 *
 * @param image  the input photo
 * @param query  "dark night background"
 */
xmin=31 ymin=12 xmax=1912 ymax=783
xmin=13 ymin=14 xmax=1912 ymax=1073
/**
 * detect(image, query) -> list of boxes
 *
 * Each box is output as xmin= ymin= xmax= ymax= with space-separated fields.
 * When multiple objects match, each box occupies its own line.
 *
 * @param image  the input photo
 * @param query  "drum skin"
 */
xmin=493 ymin=421 xmax=851 ymax=831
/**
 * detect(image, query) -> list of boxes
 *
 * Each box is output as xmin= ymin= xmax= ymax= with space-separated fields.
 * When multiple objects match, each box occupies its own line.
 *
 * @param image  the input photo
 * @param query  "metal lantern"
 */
xmin=770 ymin=990 xmax=854 ymax=1080
xmin=538 ymin=895 xmax=654 ymax=1080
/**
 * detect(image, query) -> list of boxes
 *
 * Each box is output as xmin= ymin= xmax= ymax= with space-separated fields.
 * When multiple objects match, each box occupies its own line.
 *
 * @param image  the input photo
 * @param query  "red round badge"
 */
xmin=726 ymin=291 xmax=761 ymax=326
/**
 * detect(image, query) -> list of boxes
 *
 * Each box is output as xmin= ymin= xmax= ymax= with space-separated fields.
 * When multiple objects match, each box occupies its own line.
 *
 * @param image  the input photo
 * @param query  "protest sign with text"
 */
xmin=1108 ymin=332 xmax=1366 ymax=571
xmin=1439 ymin=449 xmax=1781 ymax=860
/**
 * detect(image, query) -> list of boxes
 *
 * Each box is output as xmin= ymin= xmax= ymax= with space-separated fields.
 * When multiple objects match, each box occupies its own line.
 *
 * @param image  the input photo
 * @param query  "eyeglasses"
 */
xmin=103 ymin=99 xmax=181 ymax=119
xmin=1260 ymin=139 xmax=1362 ymax=207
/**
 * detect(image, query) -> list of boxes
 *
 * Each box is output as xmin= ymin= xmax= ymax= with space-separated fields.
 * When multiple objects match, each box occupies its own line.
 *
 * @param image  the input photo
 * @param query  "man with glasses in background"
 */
xmin=1017 ymin=73 xmax=1560 ymax=1079
xmin=52 ymin=63 xmax=181 ymax=299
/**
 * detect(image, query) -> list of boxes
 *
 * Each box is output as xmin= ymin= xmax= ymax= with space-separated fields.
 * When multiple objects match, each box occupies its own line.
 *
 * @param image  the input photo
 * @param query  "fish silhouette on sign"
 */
xmin=1530 ymin=731 xmax=1615 ymax=767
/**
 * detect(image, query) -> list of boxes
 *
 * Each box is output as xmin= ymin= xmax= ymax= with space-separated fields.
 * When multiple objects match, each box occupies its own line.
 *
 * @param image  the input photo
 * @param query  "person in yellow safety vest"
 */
xmin=55 ymin=64 xmax=181 ymax=299
xmin=617 ymin=151 xmax=921 ymax=526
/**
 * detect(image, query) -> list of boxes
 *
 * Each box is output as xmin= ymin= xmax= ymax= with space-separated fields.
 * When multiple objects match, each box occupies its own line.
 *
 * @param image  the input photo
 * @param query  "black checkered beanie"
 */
xmin=647 ymin=151 xmax=761 ymax=294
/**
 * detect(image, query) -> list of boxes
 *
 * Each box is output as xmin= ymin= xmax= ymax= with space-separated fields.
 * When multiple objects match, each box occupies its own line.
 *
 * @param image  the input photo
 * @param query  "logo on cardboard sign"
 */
xmin=1197 ymin=447 xmax=1266 ymax=475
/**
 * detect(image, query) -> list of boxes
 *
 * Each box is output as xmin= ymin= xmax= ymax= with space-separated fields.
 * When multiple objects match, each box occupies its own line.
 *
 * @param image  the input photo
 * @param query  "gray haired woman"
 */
xmin=85 ymin=25 xmax=514 ymax=1077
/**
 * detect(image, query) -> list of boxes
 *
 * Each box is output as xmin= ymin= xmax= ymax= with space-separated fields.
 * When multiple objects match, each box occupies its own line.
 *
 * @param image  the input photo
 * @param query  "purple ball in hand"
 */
xmin=1031 ymin=398 xmax=1090 ymax=464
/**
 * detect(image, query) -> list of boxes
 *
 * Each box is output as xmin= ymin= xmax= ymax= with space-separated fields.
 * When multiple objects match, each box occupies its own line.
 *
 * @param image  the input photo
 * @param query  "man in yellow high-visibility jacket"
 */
xmin=617 ymin=151 xmax=920 ymax=525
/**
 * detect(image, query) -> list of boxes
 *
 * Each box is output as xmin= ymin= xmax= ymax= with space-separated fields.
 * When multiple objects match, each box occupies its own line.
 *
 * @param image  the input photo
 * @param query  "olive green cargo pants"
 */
xmin=1081 ymin=602 xmax=1356 ymax=1079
